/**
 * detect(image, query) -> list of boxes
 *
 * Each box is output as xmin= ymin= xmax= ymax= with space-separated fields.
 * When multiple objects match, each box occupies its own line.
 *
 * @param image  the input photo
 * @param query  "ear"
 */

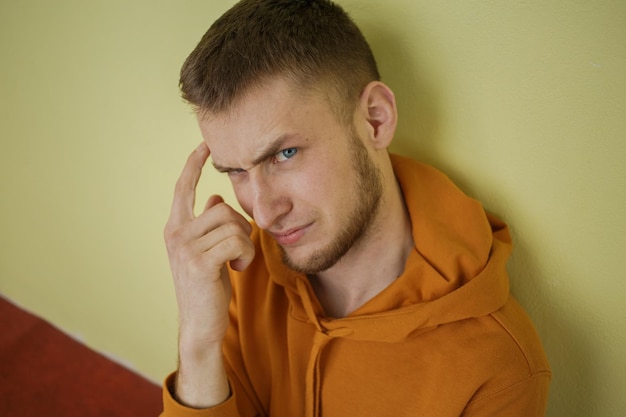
xmin=359 ymin=81 xmax=398 ymax=149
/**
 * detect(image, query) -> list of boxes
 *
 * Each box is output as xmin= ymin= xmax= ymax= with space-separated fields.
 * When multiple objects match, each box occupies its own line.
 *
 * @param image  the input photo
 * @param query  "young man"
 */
xmin=162 ymin=1 xmax=551 ymax=416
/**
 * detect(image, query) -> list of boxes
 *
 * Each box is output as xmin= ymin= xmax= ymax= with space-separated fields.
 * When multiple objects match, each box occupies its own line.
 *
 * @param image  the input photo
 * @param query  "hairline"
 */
xmin=194 ymin=72 xmax=362 ymax=127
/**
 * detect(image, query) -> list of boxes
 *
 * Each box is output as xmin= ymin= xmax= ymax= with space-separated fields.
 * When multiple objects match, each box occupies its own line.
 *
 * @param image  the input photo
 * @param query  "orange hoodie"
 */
xmin=161 ymin=154 xmax=551 ymax=417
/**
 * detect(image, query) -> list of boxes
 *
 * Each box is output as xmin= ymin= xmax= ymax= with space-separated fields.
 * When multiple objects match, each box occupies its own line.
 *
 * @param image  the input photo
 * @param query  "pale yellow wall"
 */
xmin=1 ymin=1 xmax=624 ymax=416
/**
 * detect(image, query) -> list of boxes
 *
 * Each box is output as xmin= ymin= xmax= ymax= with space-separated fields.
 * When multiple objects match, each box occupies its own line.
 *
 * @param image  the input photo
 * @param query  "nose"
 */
xmin=247 ymin=172 xmax=291 ymax=230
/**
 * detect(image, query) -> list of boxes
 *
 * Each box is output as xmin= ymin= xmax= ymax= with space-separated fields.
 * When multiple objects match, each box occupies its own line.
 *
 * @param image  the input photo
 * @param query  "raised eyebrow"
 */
xmin=249 ymin=137 xmax=289 ymax=167
xmin=211 ymin=134 xmax=295 ymax=173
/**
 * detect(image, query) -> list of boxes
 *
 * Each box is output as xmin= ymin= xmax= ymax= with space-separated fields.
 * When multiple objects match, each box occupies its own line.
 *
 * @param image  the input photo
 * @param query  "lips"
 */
xmin=270 ymin=224 xmax=311 ymax=246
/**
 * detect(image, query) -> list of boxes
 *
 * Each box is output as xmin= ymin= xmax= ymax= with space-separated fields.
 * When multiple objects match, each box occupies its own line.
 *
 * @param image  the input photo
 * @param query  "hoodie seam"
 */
xmin=488 ymin=311 xmax=548 ymax=375
xmin=465 ymin=370 xmax=552 ymax=407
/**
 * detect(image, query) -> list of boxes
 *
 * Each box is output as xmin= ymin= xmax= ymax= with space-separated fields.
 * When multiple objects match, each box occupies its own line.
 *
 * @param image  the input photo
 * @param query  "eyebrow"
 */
xmin=211 ymin=133 xmax=295 ymax=173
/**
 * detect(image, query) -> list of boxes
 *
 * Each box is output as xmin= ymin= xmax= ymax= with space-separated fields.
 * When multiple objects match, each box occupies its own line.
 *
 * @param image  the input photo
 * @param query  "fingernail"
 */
xmin=196 ymin=142 xmax=206 ymax=152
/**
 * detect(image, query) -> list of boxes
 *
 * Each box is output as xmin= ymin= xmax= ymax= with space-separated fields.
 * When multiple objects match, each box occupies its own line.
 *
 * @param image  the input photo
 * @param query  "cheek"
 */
xmin=296 ymin=177 xmax=342 ymax=219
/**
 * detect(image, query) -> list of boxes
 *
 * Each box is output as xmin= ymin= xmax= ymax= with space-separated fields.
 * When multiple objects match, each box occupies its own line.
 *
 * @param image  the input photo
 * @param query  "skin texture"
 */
xmin=164 ymin=77 xmax=414 ymax=407
xmin=277 ymin=131 xmax=384 ymax=275
xmin=164 ymin=145 xmax=255 ymax=408
xmin=203 ymin=82 xmax=385 ymax=276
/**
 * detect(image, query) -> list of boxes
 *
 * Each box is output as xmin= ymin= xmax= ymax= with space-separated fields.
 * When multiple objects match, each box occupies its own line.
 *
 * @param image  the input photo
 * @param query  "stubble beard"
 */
xmin=280 ymin=130 xmax=384 ymax=275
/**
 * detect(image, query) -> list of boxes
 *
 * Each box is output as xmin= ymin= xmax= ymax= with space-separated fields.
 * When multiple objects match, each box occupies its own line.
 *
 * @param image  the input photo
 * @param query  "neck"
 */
xmin=310 ymin=175 xmax=414 ymax=318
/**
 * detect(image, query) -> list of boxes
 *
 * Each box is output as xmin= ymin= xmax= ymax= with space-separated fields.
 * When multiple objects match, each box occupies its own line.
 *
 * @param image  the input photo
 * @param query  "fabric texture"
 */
xmin=161 ymin=154 xmax=551 ymax=417
xmin=0 ymin=296 xmax=162 ymax=417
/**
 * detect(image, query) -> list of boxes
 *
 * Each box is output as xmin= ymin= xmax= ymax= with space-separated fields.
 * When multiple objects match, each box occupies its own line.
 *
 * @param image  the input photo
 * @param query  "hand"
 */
xmin=164 ymin=142 xmax=255 ymax=349
xmin=163 ymin=142 xmax=256 ymax=407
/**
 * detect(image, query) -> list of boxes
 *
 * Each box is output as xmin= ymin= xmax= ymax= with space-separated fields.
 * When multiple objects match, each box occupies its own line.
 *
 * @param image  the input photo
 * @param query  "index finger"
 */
xmin=168 ymin=142 xmax=210 ymax=226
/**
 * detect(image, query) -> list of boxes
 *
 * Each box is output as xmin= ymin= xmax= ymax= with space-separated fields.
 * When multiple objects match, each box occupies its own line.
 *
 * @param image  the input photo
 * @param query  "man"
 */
xmin=161 ymin=1 xmax=551 ymax=416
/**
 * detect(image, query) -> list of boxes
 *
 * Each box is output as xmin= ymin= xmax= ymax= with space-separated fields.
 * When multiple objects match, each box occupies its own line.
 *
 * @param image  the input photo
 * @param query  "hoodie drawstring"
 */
xmin=297 ymin=278 xmax=325 ymax=417
xmin=305 ymin=331 xmax=331 ymax=417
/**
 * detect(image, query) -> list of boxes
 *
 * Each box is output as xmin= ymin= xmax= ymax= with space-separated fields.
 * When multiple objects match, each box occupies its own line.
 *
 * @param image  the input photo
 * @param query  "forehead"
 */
xmin=197 ymin=78 xmax=340 ymax=169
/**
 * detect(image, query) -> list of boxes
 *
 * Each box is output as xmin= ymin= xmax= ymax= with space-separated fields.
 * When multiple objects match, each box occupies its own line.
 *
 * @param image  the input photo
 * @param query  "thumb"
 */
xmin=229 ymin=247 xmax=256 ymax=272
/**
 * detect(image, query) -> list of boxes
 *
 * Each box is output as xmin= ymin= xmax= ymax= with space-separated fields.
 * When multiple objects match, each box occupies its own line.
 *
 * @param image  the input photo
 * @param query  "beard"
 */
xmin=280 ymin=129 xmax=384 ymax=275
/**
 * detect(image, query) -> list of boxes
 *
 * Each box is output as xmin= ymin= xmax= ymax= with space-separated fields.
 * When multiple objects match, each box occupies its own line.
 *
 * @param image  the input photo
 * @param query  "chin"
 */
xmin=280 ymin=245 xmax=344 ymax=275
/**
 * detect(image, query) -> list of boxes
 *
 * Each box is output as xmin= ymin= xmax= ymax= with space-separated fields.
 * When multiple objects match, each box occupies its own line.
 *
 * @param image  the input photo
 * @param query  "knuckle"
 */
xmin=207 ymin=201 xmax=229 ymax=217
xmin=163 ymin=223 xmax=175 ymax=240
xmin=225 ymin=234 xmax=249 ymax=253
xmin=220 ymin=220 xmax=242 ymax=237
xmin=187 ymin=252 xmax=207 ymax=273
xmin=212 ymin=202 xmax=239 ymax=219
xmin=164 ymin=226 xmax=183 ymax=248
xmin=178 ymin=242 xmax=195 ymax=263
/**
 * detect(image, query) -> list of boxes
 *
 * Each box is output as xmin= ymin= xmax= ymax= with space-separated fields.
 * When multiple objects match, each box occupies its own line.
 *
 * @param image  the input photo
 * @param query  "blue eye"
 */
xmin=275 ymin=147 xmax=298 ymax=162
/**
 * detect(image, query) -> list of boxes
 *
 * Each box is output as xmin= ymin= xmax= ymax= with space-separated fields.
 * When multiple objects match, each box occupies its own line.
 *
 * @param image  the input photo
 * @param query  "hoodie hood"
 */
xmin=261 ymin=154 xmax=511 ymax=338
xmin=254 ymin=154 xmax=511 ymax=417
xmin=163 ymin=154 xmax=550 ymax=417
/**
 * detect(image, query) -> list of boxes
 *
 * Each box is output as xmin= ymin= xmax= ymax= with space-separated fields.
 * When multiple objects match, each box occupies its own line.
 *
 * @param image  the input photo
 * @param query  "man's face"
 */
xmin=198 ymin=78 xmax=383 ymax=274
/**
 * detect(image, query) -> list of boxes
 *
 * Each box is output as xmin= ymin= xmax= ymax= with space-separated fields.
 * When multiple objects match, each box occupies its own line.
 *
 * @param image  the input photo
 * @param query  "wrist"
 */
xmin=178 ymin=336 xmax=223 ymax=363
xmin=176 ymin=341 xmax=230 ymax=408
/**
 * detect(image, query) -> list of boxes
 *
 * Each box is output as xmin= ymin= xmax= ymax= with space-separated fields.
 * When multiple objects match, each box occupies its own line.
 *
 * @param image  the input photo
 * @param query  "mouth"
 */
xmin=270 ymin=224 xmax=311 ymax=246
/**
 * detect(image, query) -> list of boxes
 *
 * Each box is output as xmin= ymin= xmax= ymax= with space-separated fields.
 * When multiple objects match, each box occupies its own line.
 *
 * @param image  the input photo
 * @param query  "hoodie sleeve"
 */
xmin=160 ymin=373 xmax=242 ymax=417
xmin=461 ymin=371 xmax=551 ymax=417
